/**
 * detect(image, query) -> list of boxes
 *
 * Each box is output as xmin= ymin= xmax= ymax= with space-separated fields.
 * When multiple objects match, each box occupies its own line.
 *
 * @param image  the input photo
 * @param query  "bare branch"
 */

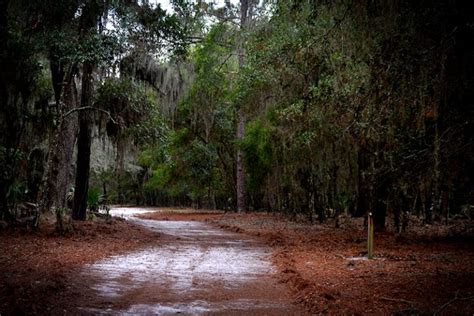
xmin=380 ymin=297 xmax=416 ymax=306
xmin=62 ymin=106 xmax=117 ymax=124
xmin=434 ymin=291 xmax=474 ymax=315
xmin=217 ymin=53 xmax=236 ymax=72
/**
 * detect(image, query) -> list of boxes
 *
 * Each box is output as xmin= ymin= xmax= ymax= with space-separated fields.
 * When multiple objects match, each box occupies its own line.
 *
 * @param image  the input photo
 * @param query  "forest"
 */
xmin=0 ymin=0 xmax=473 ymax=315
xmin=1 ymin=0 xmax=473 ymax=231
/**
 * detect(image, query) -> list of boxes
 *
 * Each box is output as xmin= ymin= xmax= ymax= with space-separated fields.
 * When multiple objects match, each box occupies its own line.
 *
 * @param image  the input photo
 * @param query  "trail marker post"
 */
xmin=368 ymin=212 xmax=374 ymax=259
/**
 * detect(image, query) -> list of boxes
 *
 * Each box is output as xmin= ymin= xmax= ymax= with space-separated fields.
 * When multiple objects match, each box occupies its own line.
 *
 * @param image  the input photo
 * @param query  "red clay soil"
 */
xmin=134 ymin=209 xmax=474 ymax=314
xmin=1 ymin=209 xmax=473 ymax=315
xmin=0 ymin=217 xmax=161 ymax=315
xmin=207 ymin=213 xmax=474 ymax=315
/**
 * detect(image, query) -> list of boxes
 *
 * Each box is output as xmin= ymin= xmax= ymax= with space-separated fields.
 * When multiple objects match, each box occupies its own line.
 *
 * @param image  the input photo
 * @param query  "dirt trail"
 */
xmin=78 ymin=207 xmax=302 ymax=315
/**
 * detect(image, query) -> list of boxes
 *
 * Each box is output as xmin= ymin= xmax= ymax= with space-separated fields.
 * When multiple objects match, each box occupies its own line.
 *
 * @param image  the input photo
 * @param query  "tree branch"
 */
xmin=217 ymin=53 xmax=235 ymax=72
xmin=62 ymin=106 xmax=117 ymax=124
xmin=380 ymin=297 xmax=416 ymax=306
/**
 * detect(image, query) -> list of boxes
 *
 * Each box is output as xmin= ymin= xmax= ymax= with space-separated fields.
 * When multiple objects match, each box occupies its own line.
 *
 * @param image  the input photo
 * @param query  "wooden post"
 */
xmin=368 ymin=212 xmax=374 ymax=259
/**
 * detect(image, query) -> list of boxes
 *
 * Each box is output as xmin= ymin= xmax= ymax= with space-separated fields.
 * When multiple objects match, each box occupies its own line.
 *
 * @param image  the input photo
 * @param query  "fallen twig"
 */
xmin=380 ymin=296 xmax=416 ymax=307
xmin=434 ymin=291 xmax=474 ymax=315
xmin=380 ymin=296 xmax=420 ymax=313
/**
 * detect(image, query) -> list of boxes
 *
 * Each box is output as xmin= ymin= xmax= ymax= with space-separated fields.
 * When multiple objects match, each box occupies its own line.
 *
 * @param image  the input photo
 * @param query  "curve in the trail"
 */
xmin=79 ymin=207 xmax=300 ymax=315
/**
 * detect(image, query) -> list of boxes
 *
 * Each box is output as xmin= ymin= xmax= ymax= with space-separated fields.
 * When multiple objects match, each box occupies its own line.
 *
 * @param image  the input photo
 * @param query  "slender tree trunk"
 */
xmin=430 ymin=105 xmax=441 ymax=224
xmin=392 ymin=194 xmax=401 ymax=233
xmin=331 ymin=143 xmax=339 ymax=221
xmin=355 ymin=149 xmax=370 ymax=217
xmin=236 ymin=110 xmax=245 ymax=212
xmin=116 ymin=135 xmax=125 ymax=204
xmin=72 ymin=62 xmax=94 ymax=220
xmin=373 ymin=157 xmax=388 ymax=231
xmin=373 ymin=195 xmax=387 ymax=231
xmin=236 ymin=0 xmax=249 ymax=213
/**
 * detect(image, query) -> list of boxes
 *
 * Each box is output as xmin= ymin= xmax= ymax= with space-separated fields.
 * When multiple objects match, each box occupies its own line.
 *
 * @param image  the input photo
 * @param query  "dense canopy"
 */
xmin=0 ymin=0 xmax=472 ymax=230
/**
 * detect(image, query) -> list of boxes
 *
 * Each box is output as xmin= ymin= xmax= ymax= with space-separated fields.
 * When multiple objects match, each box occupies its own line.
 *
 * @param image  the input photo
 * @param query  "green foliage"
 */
xmin=34 ymin=64 xmax=54 ymax=102
xmin=95 ymin=78 xmax=155 ymax=116
xmin=95 ymin=77 xmax=159 ymax=143
xmin=115 ymin=1 xmax=186 ymax=56
xmin=137 ymin=23 xmax=237 ymax=207
xmin=1 ymin=0 xmax=472 ymax=226
xmin=144 ymin=128 xmax=219 ymax=199
xmin=208 ymin=0 xmax=472 ymax=221
xmin=241 ymin=120 xmax=273 ymax=191
xmin=87 ymin=187 xmax=104 ymax=212
xmin=6 ymin=179 xmax=25 ymax=211
xmin=76 ymin=33 xmax=120 ymax=66
xmin=0 ymin=0 xmax=190 ymax=219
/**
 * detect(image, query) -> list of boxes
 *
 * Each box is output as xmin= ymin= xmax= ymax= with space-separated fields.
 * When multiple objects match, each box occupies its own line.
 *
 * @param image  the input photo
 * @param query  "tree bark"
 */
xmin=116 ymin=135 xmax=125 ymax=204
xmin=355 ymin=149 xmax=370 ymax=217
xmin=236 ymin=0 xmax=249 ymax=213
xmin=373 ymin=192 xmax=387 ymax=231
xmin=72 ymin=1 xmax=102 ymax=220
xmin=72 ymin=62 xmax=94 ymax=220
xmin=38 ymin=64 xmax=78 ymax=229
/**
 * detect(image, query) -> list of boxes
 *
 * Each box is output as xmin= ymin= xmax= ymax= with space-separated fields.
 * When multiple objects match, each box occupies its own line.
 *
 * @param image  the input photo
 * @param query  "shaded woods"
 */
xmin=112 ymin=0 xmax=474 ymax=230
xmin=0 ymin=2 xmax=473 ymax=315
xmin=0 ymin=1 xmax=473 ymax=231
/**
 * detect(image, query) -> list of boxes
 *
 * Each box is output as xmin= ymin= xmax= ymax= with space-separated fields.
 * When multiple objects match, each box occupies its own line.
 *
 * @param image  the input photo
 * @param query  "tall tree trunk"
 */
xmin=72 ymin=62 xmax=94 ymax=220
xmin=236 ymin=0 xmax=248 ymax=213
xmin=54 ymin=74 xmax=79 ymax=210
xmin=72 ymin=1 xmax=102 ymax=220
xmin=38 ymin=65 xmax=78 ymax=229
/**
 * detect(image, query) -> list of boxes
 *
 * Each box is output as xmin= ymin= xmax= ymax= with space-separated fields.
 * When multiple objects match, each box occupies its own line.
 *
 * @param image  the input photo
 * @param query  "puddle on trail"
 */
xmin=81 ymin=207 xmax=296 ymax=315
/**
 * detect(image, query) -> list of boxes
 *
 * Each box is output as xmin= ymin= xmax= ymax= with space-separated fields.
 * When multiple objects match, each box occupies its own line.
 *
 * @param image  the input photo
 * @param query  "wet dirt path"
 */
xmin=78 ymin=207 xmax=301 ymax=315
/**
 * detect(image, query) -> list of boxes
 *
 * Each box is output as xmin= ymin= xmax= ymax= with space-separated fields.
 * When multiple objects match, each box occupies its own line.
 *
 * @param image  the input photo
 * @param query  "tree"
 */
xmin=71 ymin=0 xmax=104 ymax=220
xmin=2 ymin=0 xmax=472 ymax=232
xmin=71 ymin=0 xmax=186 ymax=220
xmin=236 ymin=0 xmax=249 ymax=213
xmin=0 ymin=0 xmax=81 ymax=228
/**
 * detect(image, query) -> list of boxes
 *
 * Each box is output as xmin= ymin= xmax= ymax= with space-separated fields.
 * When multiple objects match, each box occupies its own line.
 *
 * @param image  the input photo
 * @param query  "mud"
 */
xmin=79 ymin=207 xmax=301 ymax=315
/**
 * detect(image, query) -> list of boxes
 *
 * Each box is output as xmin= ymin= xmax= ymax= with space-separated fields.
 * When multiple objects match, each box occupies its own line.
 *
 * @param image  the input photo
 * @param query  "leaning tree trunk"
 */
xmin=236 ymin=0 xmax=249 ymax=213
xmin=72 ymin=62 xmax=94 ymax=220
